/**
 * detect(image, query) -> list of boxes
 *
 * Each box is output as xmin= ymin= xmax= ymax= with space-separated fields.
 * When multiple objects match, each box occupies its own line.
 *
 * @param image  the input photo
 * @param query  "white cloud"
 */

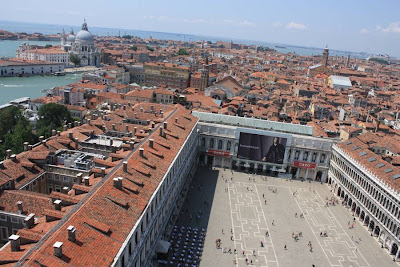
xmin=286 ymin=22 xmax=306 ymax=30
xmin=360 ymin=28 xmax=368 ymax=34
xmin=273 ymin=21 xmax=282 ymax=27
xmin=240 ymin=20 xmax=255 ymax=27
xmin=223 ymin=19 xmax=255 ymax=27
xmin=376 ymin=22 xmax=400 ymax=33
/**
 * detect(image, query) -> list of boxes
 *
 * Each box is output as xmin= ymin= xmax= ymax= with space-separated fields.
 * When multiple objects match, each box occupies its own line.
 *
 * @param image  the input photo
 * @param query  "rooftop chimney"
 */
xmin=10 ymin=154 xmax=17 ymax=162
xmin=68 ymin=132 xmax=73 ymax=140
xmin=159 ymin=127 xmax=163 ymax=137
xmin=63 ymin=125 xmax=67 ymax=131
xmin=149 ymin=139 xmax=154 ymax=148
xmin=42 ymin=140 xmax=47 ymax=147
xmin=129 ymin=142 xmax=134 ymax=150
xmin=9 ymin=235 xmax=20 ymax=252
xmin=54 ymin=200 xmax=62 ymax=211
xmin=139 ymin=148 xmax=144 ymax=158
xmin=76 ymin=173 xmax=83 ymax=184
xmin=175 ymin=118 xmax=178 ymax=123
xmin=123 ymin=161 xmax=128 ymax=172
xmin=28 ymin=145 xmax=33 ymax=151
xmin=68 ymin=122 xmax=72 ymax=129
xmin=83 ymin=176 xmax=90 ymax=186
xmin=163 ymin=122 xmax=168 ymax=130
xmin=125 ymin=125 xmax=129 ymax=132
xmin=62 ymin=187 xmax=69 ymax=194
xmin=133 ymin=127 xmax=137 ymax=135
xmin=17 ymin=201 xmax=23 ymax=214
xmin=113 ymin=177 xmax=123 ymax=190
xmin=24 ymin=213 xmax=35 ymax=229
xmin=140 ymin=107 xmax=144 ymax=112
xmin=150 ymin=105 xmax=154 ymax=112
xmin=23 ymin=142 xmax=29 ymax=151
xmin=74 ymin=138 xmax=79 ymax=150
xmin=57 ymin=131 xmax=61 ymax=136
xmin=0 ymin=161 xmax=4 ymax=169
xmin=112 ymin=124 xmax=116 ymax=131
xmin=101 ymin=167 xmax=106 ymax=178
xmin=87 ymin=119 xmax=91 ymax=125
xmin=123 ymin=105 xmax=126 ymax=110
xmin=161 ymin=111 xmax=164 ymax=118
xmin=53 ymin=242 xmax=63 ymax=257
xmin=151 ymin=122 xmax=155 ymax=129
xmin=67 ymin=225 xmax=76 ymax=242
xmin=52 ymin=129 xmax=57 ymax=136
xmin=160 ymin=109 xmax=162 ymax=114
xmin=6 ymin=149 xmax=11 ymax=159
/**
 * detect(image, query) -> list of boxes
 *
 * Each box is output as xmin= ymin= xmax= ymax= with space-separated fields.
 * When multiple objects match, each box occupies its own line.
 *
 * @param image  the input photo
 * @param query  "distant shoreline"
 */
xmin=0 ymin=20 xmax=373 ymax=59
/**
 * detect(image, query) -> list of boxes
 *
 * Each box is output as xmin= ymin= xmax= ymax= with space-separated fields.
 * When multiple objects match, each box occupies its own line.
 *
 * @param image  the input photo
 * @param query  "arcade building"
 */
xmin=328 ymin=137 xmax=400 ymax=259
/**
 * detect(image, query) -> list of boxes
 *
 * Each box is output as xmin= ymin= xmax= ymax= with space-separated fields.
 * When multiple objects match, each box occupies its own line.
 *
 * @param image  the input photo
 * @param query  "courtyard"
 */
xmin=166 ymin=166 xmax=396 ymax=267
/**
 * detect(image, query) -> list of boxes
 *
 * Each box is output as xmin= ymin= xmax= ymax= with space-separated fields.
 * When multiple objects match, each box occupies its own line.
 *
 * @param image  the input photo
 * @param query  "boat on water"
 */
xmin=53 ymin=72 xmax=66 ymax=76
xmin=275 ymin=46 xmax=287 ymax=49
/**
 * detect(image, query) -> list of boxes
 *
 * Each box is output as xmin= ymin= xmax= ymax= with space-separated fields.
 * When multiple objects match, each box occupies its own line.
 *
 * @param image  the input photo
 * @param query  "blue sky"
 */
xmin=3 ymin=0 xmax=400 ymax=56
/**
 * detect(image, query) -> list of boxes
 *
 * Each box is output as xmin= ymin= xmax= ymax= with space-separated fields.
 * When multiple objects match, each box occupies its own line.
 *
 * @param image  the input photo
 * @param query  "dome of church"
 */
xmin=75 ymin=30 xmax=93 ymax=42
xmin=67 ymin=34 xmax=76 ymax=42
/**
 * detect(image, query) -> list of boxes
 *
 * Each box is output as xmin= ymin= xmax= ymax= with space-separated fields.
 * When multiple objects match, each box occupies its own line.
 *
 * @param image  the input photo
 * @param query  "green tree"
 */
xmin=369 ymin=58 xmax=389 ymax=65
xmin=0 ymin=106 xmax=20 ymax=139
xmin=146 ymin=46 xmax=154 ymax=52
xmin=178 ymin=48 xmax=189 ymax=55
xmin=0 ymin=106 xmax=37 ymax=159
xmin=45 ymin=44 xmax=53 ymax=48
xmin=70 ymin=53 xmax=81 ymax=66
xmin=11 ymin=118 xmax=35 ymax=153
xmin=129 ymin=45 xmax=138 ymax=51
xmin=37 ymin=104 xmax=72 ymax=138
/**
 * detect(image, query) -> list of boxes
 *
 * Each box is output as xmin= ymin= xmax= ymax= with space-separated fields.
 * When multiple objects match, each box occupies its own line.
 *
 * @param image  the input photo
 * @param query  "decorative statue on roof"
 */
xmin=82 ymin=19 xmax=88 ymax=31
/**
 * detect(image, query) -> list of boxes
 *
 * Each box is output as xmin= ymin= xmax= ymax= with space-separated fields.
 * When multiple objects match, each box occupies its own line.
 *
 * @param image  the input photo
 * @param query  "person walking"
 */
xmin=284 ymin=244 xmax=287 ymax=250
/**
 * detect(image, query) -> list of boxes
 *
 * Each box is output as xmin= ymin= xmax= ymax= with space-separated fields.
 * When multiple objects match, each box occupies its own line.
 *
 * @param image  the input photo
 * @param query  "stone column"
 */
xmin=290 ymin=150 xmax=295 ymax=161
xmin=295 ymin=168 xmax=300 ymax=179
xmin=316 ymin=153 xmax=321 ymax=165
xmin=299 ymin=150 xmax=304 ymax=162
xmin=312 ymin=169 xmax=318 ymax=180
xmin=305 ymin=169 xmax=309 ymax=180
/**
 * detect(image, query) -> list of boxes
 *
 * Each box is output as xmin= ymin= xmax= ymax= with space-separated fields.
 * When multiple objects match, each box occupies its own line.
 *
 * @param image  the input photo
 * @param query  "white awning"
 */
xmin=156 ymin=240 xmax=171 ymax=254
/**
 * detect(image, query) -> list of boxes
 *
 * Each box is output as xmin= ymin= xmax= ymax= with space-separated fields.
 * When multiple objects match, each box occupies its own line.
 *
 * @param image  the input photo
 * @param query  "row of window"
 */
xmin=331 ymin=152 xmax=399 ymax=218
xmin=201 ymin=137 xmax=232 ymax=151
xmin=0 ymin=214 xmax=22 ymax=224
xmin=291 ymin=150 xmax=326 ymax=163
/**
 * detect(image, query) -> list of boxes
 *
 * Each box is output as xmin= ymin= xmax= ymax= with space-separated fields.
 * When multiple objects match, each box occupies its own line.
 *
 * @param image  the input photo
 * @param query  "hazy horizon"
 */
xmin=1 ymin=0 xmax=400 ymax=57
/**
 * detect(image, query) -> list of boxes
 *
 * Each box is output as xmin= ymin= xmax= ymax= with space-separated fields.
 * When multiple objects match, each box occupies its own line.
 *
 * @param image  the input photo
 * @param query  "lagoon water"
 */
xmin=0 ymin=74 xmax=81 ymax=105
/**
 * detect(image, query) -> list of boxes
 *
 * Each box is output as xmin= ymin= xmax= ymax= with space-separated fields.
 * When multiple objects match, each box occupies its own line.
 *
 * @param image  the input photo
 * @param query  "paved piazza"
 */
xmin=169 ymin=167 xmax=395 ymax=267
